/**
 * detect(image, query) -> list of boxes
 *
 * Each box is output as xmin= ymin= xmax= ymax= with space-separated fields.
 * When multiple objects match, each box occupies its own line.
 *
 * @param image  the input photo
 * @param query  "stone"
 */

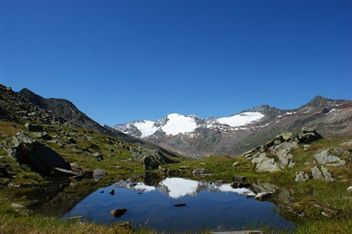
xmin=192 ymin=168 xmax=208 ymax=176
xmin=52 ymin=167 xmax=80 ymax=176
xmin=174 ymin=203 xmax=186 ymax=207
xmin=298 ymin=128 xmax=322 ymax=143
xmin=93 ymin=168 xmax=106 ymax=180
xmin=251 ymin=153 xmax=280 ymax=172
xmin=70 ymin=163 xmax=81 ymax=171
xmin=295 ymin=171 xmax=309 ymax=182
xmin=303 ymin=144 xmax=311 ymax=151
xmin=311 ymin=166 xmax=323 ymax=180
xmin=272 ymin=141 xmax=298 ymax=169
xmin=347 ymin=186 xmax=352 ymax=193
xmin=92 ymin=152 xmax=103 ymax=160
xmin=67 ymin=137 xmax=77 ymax=144
xmin=255 ymin=192 xmax=273 ymax=200
xmin=25 ymin=123 xmax=44 ymax=132
xmin=10 ymin=132 xmax=71 ymax=177
xmin=321 ymin=166 xmax=334 ymax=182
xmin=110 ymin=208 xmax=127 ymax=218
xmin=232 ymin=176 xmax=250 ymax=188
xmin=11 ymin=202 xmax=25 ymax=209
xmin=314 ymin=150 xmax=345 ymax=167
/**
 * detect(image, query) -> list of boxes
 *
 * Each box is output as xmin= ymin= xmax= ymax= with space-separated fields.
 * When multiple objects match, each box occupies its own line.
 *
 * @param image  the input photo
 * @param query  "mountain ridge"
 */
xmin=114 ymin=96 xmax=352 ymax=157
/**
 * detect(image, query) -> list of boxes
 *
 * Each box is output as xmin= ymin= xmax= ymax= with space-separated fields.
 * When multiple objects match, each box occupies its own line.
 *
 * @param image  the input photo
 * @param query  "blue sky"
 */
xmin=1 ymin=0 xmax=351 ymax=125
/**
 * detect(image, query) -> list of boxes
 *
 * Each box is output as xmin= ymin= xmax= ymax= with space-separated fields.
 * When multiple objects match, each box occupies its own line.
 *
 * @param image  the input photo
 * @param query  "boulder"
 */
xmin=321 ymin=166 xmax=334 ymax=182
xmin=255 ymin=192 xmax=274 ymax=201
xmin=251 ymin=153 xmax=280 ymax=172
xmin=298 ymin=128 xmax=322 ymax=143
xmin=314 ymin=150 xmax=345 ymax=167
xmin=232 ymin=176 xmax=250 ymax=188
xmin=10 ymin=132 xmax=71 ymax=177
xmin=25 ymin=123 xmax=44 ymax=132
xmin=311 ymin=166 xmax=323 ymax=180
xmin=272 ymin=141 xmax=298 ymax=169
xmin=93 ymin=168 xmax=106 ymax=180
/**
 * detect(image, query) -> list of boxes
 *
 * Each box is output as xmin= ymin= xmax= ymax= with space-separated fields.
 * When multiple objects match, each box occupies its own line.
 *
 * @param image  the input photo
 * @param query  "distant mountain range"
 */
xmin=114 ymin=96 xmax=352 ymax=157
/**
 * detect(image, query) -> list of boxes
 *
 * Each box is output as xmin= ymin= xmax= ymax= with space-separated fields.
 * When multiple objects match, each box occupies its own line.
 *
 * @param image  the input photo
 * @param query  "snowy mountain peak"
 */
xmin=114 ymin=110 xmax=267 ymax=139
xmin=215 ymin=111 xmax=264 ymax=127
xmin=132 ymin=120 xmax=158 ymax=138
xmin=162 ymin=113 xmax=198 ymax=136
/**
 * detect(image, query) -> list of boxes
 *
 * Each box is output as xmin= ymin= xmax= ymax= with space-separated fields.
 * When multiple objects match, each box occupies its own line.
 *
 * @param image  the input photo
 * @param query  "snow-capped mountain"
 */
xmin=114 ymin=96 xmax=352 ymax=157
xmin=115 ymin=111 xmax=267 ymax=138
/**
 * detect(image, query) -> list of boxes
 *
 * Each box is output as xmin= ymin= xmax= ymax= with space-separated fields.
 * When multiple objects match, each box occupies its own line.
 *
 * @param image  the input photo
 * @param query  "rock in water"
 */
xmin=110 ymin=208 xmax=127 ymax=218
xmin=10 ymin=132 xmax=71 ymax=177
xmin=255 ymin=192 xmax=273 ymax=200
xmin=174 ymin=203 xmax=186 ymax=207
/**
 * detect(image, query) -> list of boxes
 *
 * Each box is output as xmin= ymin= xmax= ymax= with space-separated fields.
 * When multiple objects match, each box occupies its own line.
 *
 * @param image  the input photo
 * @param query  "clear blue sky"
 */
xmin=1 ymin=0 xmax=351 ymax=125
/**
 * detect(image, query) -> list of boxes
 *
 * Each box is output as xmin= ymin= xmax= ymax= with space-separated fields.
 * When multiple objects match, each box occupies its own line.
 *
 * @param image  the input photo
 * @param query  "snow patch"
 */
xmin=216 ymin=112 xmax=264 ymax=127
xmin=134 ymin=120 xmax=158 ymax=138
xmin=161 ymin=113 xmax=198 ymax=136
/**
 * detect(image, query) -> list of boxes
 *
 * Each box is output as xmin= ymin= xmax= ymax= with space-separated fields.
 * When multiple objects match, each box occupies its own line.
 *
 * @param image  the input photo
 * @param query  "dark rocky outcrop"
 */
xmin=9 ymin=132 xmax=71 ymax=177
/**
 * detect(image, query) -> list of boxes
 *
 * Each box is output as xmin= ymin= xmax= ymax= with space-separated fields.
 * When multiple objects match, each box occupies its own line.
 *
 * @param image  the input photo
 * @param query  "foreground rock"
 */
xmin=9 ymin=132 xmax=72 ymax=177
xmin=244 ymin=128 xmax=320 ymax=172
xmin=314 ymin=150 xmax=345 ymax=167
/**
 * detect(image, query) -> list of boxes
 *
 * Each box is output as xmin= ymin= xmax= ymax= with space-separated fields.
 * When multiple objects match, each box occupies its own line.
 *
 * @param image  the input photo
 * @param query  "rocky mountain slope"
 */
xmin=114 ymin=96 xmax=352 ymax=157
xmin=0 ymin=84 xmax=181 ymax=186
xmin=17 ymin=86 xmax=180 ymax=161
xmin=18 ymin=88 xmax=107 ymax=134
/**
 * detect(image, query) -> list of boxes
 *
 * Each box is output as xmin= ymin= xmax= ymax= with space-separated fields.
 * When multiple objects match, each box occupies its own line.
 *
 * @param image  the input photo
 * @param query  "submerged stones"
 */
xmin=174 ymin=203 xmax=186 ymax=207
